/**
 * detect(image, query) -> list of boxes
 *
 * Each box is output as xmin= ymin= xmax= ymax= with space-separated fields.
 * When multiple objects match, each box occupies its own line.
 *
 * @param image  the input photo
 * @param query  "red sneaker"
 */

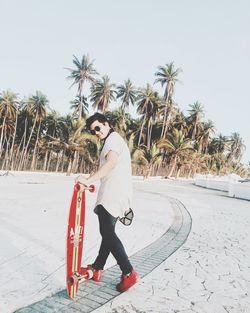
xmin=116 ymin=270 xmax=139 ymax=292
xmin=80 ymin=264 xmax=102 ymax=282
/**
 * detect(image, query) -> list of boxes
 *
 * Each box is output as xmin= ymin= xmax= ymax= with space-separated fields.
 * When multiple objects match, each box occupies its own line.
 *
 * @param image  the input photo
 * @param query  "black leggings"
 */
xmin=93 ymin=205 xmax=133 ymax=275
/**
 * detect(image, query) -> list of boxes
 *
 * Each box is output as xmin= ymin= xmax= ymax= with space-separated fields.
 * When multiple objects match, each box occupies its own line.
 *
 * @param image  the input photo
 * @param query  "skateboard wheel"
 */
xmin=87 ymin=269 xmax=93 ymax=279
xmin=89 ymin=185 xmax=95 ymax=192
xmin=69 ymin=274 xmax=78 ymax=285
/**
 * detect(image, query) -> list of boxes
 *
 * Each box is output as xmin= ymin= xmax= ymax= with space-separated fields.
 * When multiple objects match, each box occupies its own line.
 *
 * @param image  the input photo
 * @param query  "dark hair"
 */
xmin=86 ymin=112 xmax=110 ymax=130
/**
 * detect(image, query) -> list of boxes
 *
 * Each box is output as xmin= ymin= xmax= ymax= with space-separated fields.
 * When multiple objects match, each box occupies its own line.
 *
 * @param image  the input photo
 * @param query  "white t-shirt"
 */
xmin=95 ymin=131 xmax=133 ymax=218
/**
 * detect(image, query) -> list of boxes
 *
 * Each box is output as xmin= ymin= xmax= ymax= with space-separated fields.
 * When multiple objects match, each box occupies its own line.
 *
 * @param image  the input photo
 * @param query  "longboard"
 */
xmin=66 ymin=183 xmax=95 ymax=299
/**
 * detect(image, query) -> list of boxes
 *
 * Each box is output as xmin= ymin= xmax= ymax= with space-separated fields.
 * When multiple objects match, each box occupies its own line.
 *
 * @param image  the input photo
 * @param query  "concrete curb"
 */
xmin=15 ymin=195 xmax=192 ymax=313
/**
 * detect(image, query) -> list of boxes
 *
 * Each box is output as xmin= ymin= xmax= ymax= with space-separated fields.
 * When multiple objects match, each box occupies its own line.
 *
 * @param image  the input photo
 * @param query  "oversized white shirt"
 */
xmin=95 ymin=131 xmax=133 ymax=218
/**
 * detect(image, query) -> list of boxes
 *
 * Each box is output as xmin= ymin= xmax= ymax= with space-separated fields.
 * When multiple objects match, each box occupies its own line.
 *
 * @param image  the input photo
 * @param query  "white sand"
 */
xmin=0 ymin=172 xmax=173 ymax=313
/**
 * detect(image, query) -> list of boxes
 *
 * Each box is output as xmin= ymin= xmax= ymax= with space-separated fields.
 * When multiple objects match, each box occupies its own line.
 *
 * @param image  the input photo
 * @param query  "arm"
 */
xmin=76 ymin=150 xmax=119 ymax=185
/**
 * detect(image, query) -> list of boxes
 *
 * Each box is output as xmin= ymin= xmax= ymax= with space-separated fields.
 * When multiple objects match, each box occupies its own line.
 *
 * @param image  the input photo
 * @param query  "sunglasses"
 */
xmin=90 ymin=125 xmax=101 ymax=135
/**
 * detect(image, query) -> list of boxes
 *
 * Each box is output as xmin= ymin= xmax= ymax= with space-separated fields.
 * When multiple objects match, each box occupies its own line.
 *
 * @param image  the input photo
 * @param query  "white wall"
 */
xmin=195 ymin=174 xmax=250 ymax=201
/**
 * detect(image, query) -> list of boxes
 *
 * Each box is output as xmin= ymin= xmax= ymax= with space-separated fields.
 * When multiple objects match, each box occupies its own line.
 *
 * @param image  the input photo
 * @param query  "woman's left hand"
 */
xmin=75 ymin=175 xmax=89 ymax=186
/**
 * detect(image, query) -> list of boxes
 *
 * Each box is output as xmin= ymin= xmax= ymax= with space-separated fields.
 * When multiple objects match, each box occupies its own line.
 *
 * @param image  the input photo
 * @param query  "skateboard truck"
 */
xmin=75 ymin=183 xmax=95 ymax=193
xmin=69 ymin=269 xmax=94 ymax=285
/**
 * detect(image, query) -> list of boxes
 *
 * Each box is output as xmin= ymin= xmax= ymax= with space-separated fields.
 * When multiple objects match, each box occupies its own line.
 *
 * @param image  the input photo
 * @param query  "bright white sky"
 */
xmin=0 ymin=0 xmax=249 ymax=163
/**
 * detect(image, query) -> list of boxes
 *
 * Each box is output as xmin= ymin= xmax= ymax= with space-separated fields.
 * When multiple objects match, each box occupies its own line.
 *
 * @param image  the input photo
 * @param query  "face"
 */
xmin=90 ymin=120 xmax=110 ymax=140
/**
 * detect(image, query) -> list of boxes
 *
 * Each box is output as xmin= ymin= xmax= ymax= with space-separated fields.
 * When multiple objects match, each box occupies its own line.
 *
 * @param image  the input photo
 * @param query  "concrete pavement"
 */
xmin=8 ymin=177 xmax=250 ymax=312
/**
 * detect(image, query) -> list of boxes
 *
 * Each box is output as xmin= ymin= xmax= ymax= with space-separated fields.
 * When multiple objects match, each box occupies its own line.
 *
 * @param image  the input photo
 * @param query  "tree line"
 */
xmin=0 ymin=54 xmax=248 ymax=178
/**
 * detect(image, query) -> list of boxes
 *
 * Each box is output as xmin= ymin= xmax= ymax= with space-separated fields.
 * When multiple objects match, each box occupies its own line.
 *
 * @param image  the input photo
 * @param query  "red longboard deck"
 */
xmin=66 ymin=183 xmax=86 ymax=298
xmin=66 ymin=183 xmax=95 ymax=299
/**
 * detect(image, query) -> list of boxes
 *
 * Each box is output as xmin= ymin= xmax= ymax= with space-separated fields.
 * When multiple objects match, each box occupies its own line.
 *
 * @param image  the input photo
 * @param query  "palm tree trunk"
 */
xmin=47 ymin=151 xmax=52 ymax=171
xmin=18 ymin=118 xmax=28 ymax=170
xmin=31 ymin=120 xmax=41 ymax=170
xmin=147 ymin=119 xmax=151 ymax=149
xmin=0 ymin=115 xmax=7 ymax=158
xmin=55 ymin=152 xmax=60 ymax=172
xmin=43 ymin=150 xmax=49 ymax=171
xmin=20 ymin=112 xmax=38 ymax=169
xmin=168 ymin=155 xmax=177 ymax=177
xmin=148 ymin=121 xmax=153 ymax=149
xmin=1 ymin=136 xmax=10 ymax=170
xmin=138 ymin=114 xmax=147 ymax=146
xmin=9 ymin=111 xmax=18 ymax=168
xmin=163 ymin=105 xmax=172 ymax=138
xmin=79 ymin=156 xmax=84 ymax=173
xmin=72 ymin=151 xmax=78 ymax=173
xmin=61 ymin=150 xmax=65 ymax=172
xmin=12 ymin=144 xmax=21 ymax=170
xmin=67 ymin=158 xmax=73 ymax=176
xmin=78 ymin=82 xmax=84 ymax=121
xmin=161 ymin=93 xmax=170 ymax=139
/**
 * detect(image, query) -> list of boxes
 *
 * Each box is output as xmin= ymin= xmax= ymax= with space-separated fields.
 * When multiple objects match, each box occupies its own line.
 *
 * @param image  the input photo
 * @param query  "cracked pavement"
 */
xmin=92 ymin=179 xmax=250 ymax=313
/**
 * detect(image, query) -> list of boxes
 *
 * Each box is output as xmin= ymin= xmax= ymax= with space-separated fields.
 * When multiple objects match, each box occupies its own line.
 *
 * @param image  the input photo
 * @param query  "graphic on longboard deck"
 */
xmin=66 ymin=183 xmax=95 ymax=299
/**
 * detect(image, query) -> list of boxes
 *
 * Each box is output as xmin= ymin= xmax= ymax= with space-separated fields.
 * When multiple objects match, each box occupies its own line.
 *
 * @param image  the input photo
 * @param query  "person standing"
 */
xmin=76 ymin=112 xmax=138 ymax=292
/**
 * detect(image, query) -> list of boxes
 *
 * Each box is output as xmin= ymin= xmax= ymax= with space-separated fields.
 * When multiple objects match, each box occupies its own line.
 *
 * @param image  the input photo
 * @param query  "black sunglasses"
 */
xmin=90 ymin=125 xmax=101 ymax=135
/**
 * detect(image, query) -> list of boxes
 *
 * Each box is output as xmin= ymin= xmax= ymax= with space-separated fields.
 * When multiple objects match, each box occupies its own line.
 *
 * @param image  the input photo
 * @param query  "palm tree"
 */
xmin=208 ymin=134 xmax=229 ymax=155
xmin=0 ymin=118 xmax=15 ymax=170
xmin=66 ymin=54 xmax=98 ymax=120
xmin=105 ymin=108 xmax=130 ymax=136
xmin=20 ymin=91 xmax=48 ymax=170
xmin=172 ymin=109 xmax=189 ymax=136
xmin=41 ymin=111 xmax=69 ymax=171
xmin=49 ymin=120 xmax=100 ymax=175
xmin=132 ymin=143 xmax=163 ymax=178
xmin=0 ymin=91 xmax=19 ymax=158
xmin=197 ymin=120 xmax=215 ymax=153
xmin=154 ymin=62 xmax=182 ymax=137
xmin=90 ymin=75 xmax=116 ymax=112
xmin=116 ymin=79 xmax=137 ymax=112
xmin=44 ymin=111 xmax=67 ymax=138
xmin=227 ymin=132 xmax=245 ymax=162
xmin=70 ymin=95 xmax=88 ymax=120
xmin=187 ymin=101 xmax=204 ymax=140
xmin=136 ymin=84 xmax=159 ymax=147
xmin=157 ymin=128 xmax=193 ymax=177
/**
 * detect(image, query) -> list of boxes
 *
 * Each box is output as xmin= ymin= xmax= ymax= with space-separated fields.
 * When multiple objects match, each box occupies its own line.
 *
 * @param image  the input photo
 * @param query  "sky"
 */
xmin=0 ymin=0 xmax=249 ymax=163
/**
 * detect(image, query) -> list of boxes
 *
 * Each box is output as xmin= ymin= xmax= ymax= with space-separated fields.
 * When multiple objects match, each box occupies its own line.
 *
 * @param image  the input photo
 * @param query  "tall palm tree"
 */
xmin=187 ymin=101 xmax=204 ymax=140
xmin=49 ymin=120 xmax=100 ymax=175
xmin=105 ymin=108 xmax=130 ymax=136
xmin=90 ymin=75 xmax=116 ymax=112
xmin=208 ymin=134 xmax=229 ymax=155
xmin=172 ymin=109 xmax=189 ymax=136
xmin=66 ymin=54 xmax=98 ymax=120
xmin=136 ymin=84 xmax=159 ymax=147
xmin=0 ymin=91 xmax=19 ymax=158
xmin=227 ymin=132 xmax=245 ymax=162
xmin=116 ymin=79 xmax=137 ymax=112
xmin=20 ymin=91 xmax=48 ymax=170
xmin=44 ymin=111 xmax=68 ymax=138
xmin=154 ymin=62 xmax=182 ymax=137
xmin=0 ymin=118 xmax=15 ymax=170
xmin=70 ymin=95 xmax=88 ymax=120
xmin=197 ymin=120 xmax=215 ymax=153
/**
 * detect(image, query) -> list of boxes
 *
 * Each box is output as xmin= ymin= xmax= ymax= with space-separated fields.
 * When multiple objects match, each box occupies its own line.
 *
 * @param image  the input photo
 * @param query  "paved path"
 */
xmin=9 ymin=178 xmax=250 ymax=313
xmin=15 ymin=190 xmax=192 ymax=312
xmin=0 ymin=173 xmax=172 ymax=312
xmin=95 ymin=180 xmax=250 ymax=313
